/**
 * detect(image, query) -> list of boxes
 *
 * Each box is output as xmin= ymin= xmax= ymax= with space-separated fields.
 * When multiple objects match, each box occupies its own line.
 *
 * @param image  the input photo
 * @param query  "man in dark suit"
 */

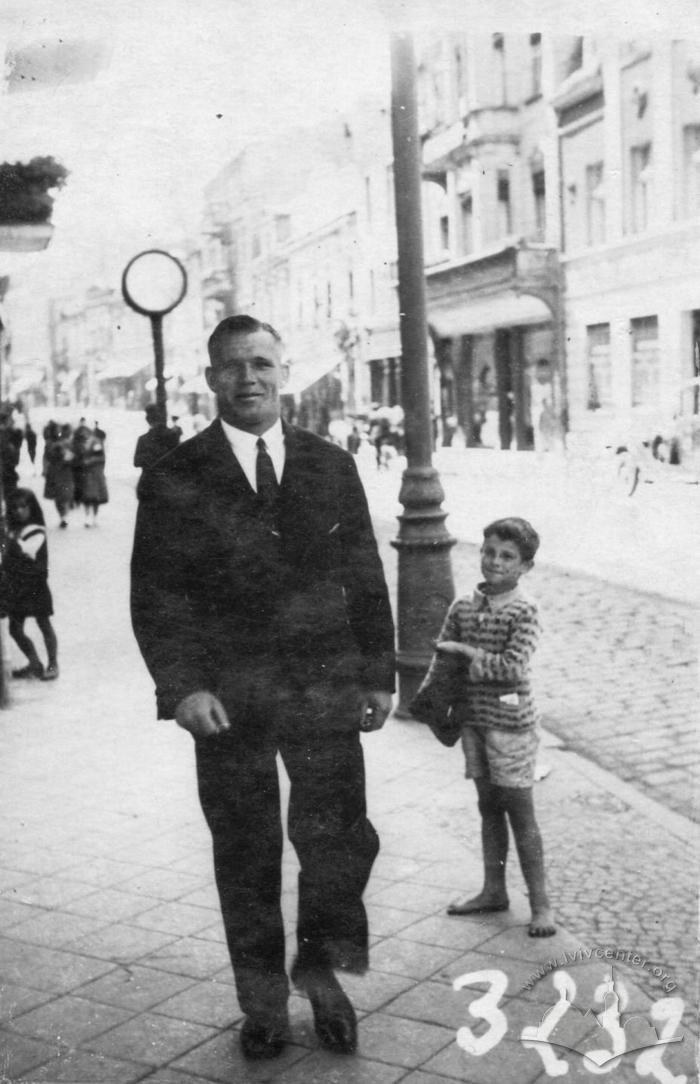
xmin=131 ymin=315 xmax=395 ymax=1060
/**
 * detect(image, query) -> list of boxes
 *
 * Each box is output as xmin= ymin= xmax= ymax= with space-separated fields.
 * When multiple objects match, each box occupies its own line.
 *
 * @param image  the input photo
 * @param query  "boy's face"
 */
xmin=480 ymin=534 xmax=532 ymax=593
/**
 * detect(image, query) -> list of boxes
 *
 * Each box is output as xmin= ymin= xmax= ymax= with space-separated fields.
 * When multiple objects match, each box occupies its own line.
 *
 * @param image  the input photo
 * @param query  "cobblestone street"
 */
xmin=0 ymin=443 xmax=696 ymax=1082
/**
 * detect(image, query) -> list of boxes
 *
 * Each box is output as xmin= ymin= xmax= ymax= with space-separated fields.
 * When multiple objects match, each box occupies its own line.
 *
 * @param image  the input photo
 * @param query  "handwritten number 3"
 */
xmin=453 ymin=969 xmax=509 ymax=1056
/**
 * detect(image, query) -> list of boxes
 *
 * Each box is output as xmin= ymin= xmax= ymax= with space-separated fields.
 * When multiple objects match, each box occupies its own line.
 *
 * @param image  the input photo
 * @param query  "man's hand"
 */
xmin=359 ymin=690 xmax=393 ymax=732
xmin=175 ymin=691 xmax=231 ymax=739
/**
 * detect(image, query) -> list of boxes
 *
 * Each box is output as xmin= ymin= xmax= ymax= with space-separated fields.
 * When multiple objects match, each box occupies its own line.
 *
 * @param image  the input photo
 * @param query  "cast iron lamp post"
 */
xmin=389 ymin=30 xmax=456 ymax=714
xmin=121 ymin=249 xmax=187 ymax=426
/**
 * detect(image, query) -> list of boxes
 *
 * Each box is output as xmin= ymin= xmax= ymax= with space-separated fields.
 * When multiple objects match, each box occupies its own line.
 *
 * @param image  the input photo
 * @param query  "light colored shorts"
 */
xmin=461 ymin=725 xmax=539 ymax=789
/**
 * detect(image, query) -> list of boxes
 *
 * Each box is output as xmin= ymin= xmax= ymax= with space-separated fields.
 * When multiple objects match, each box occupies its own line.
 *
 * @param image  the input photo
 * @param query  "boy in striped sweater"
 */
xmin=435 ymin=517 xmax=555 ymax=937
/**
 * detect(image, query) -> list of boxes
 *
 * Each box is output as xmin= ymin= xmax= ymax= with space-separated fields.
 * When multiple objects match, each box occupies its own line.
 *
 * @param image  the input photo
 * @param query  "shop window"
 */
xmin=630 ymin=144 xmax=652 ymax=233
xmin=532 ymin=170 xmax=546 ymax=241
xmin=630 ymin=315 xmax=659 ymax=406
xmin=275 ymin=215 xmax=291 ymax=243
xmin=566 ymin=37 xmax=583 ymax=77
xmin=492 ymin=33 xmax=507 ymax=104
xmin=439 ymin=214 xmax=450 ymax=252
xmin=460 ymin=193 xmax=474 ymax=254
xmin=455 ymin=43 xmax=469 ymax=112
xmin=498 ymin=170 xmax=512 ymax=234
xmin=586 ymin=323 xmax=612 ymax=410
xmin=529 ymin=33 xmax=542 ymax=98
xmin=683 ymin=125 xmax=700 ymax=218
xmin=586 ymin=161 xmax=606 ymax=246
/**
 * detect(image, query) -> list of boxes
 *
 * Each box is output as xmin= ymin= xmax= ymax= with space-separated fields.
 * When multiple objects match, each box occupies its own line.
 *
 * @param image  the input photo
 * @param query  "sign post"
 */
xmin=121 ymin=249 xmax=187 ymax=426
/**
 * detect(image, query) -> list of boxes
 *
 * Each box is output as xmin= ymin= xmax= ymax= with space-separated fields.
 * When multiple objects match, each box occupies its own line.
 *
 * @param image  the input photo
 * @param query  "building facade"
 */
xmin=200 ymin=108 xmax=399 ymax=432
xmin=555 ymin=38 xmax=700 ymax=453
xmin=196 ymin=33 xmax=700 ymax=451
xmin=413 ymin=32 xmax=590 ymax=449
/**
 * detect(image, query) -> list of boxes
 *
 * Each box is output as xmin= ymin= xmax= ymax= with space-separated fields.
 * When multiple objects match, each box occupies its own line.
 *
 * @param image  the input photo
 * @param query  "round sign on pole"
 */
xmin=121 ymin=249 xmax=188 ymax=426
xmin=122 ymin=249 xmax=187 ymax=317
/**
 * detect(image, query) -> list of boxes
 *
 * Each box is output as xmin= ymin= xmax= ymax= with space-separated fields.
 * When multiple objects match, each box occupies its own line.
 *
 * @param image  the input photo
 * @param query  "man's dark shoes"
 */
xmin=12 ymin=663 xmax=44 ymax=679
xmin=292 ymin=966 xmax=357 ymax=1054
xmin=239 ymin=1016 xmax=287 ymax=1060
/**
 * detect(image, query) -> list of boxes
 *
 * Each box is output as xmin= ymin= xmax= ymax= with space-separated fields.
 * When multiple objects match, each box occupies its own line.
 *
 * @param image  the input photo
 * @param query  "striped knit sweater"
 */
xmin=436 ymin=584 xmax=541 ymax=731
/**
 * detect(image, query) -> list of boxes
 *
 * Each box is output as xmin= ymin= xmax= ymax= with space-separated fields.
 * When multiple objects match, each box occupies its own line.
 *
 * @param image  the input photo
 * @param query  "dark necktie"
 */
xmin=256 ymin=437 xmax=279 ymax=522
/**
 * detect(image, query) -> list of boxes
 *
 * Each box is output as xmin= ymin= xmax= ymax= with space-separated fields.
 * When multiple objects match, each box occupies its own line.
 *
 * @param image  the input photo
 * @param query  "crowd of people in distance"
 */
xmin=43 ymin=417 xmax=109 ymax=528
xmin=325 ymin=406 xmax=406 ymax=470
xmin=0 ymin=411 xmax=109 ymax=685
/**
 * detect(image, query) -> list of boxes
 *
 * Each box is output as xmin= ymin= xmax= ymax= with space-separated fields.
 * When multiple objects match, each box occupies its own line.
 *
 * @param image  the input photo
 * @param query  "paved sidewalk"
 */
xmin=0 ymin=472 xmax=696 ymax=1082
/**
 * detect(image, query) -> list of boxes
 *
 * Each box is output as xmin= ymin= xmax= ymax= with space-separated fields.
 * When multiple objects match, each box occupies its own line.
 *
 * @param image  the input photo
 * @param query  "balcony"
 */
xmin=0 ymin=223 xmax=53 ymax=252
xmin=202 ymin=267 xmax=233 ymax=302
xmin=422 ymin=120 xmax=467 ymax=173
xmin=464 ymin=107 xmax=520 ymax=151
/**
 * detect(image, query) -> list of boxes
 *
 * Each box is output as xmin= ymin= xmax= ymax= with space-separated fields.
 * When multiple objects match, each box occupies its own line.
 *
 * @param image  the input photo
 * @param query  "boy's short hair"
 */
xmin=483 ymin=517 xmax=540 ymax=562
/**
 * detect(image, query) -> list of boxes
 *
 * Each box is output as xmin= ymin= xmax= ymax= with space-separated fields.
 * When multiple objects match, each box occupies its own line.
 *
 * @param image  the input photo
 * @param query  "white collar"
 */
xmin=473 ymin=583 xmax=525 ymax=610
xmin=219 ymin=417 xmax=284 ymax=451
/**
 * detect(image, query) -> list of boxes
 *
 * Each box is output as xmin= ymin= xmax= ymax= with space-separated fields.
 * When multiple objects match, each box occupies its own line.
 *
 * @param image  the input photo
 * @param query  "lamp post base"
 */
xmin=391 ymin=465 xmax=456 ymax=715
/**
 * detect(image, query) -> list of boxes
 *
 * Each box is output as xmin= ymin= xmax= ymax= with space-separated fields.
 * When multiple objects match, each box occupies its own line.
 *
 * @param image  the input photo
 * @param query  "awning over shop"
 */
xmin=179 ymin=373 xmax=210 ymax=394
xmin=428 ymin=291 xmax=552 ymax=338
xmin=365 ymin=325 xmax=402 ymax=361
xmin=425 ymin=242 xmax=559 ymax=340
xmin=282 ymin=358 xmax=341 ymax=397
xmin=10 ymin=373 xmax=43 ymax=395
xmin=97 ymin=360 xmax=150 ymax=381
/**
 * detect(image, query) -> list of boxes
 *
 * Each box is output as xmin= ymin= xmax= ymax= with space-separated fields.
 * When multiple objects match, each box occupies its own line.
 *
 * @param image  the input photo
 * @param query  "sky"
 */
xmin=1 ymin=0 xmax=700 ymax=365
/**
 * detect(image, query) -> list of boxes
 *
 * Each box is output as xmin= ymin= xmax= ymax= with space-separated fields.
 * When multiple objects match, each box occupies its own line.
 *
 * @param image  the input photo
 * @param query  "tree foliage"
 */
xmin=0 ymin=156 xmax=69 ymax=225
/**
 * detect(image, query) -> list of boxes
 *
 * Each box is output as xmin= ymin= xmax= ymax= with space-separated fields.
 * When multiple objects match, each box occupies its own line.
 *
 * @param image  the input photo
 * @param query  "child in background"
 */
xmin=433 ymin=516 xmax=555 ymax=937
xmin=3 ymin=488 xmax=59 ymax=680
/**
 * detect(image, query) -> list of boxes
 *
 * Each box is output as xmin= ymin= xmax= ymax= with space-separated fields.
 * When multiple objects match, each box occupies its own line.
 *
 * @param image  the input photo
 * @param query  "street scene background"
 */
xmin=0 ymin=0 xmax=699 ymax=1079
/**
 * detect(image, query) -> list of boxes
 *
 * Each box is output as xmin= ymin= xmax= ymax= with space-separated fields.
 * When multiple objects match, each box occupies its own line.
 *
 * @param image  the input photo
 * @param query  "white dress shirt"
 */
xmin=219 ymin=417 xmax=286 ymax=492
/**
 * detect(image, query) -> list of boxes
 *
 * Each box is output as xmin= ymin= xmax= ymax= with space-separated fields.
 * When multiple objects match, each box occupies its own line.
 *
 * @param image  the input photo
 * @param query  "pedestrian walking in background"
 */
xmin=131 ymin=314 xmax=395 ymax=1062
xmin=0 ymin=408 xmax=22 ymax=497
xmin=2 ymin=487 xmax=59 ymax=680
xmin=24 ymin=422 xmax=38 ymax=473
xmin=43 ymin=422 xmax=75 ymax=528
xmin=133 ymin=404 xmax=180 ymax=475
xmin=411 ymin=516 xmax=555 ymax=938
xmin=78 ymin=425 xmax=108 ymax=527
xmin=71 ymin=418 xmax=92 ymax=509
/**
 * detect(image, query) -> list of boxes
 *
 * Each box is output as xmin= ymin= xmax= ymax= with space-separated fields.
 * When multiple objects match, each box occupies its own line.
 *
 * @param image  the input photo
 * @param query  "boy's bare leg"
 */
xmin=448 ymin=779 xmax=510 ymax=914
xmin=501 ymin=785 xmax=556 ymax=937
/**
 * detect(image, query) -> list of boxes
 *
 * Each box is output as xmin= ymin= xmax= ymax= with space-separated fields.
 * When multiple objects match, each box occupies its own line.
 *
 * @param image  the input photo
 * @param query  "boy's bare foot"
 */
xmin=447 ymin=891 xmax=509 ymax=915
xmin=528 ymin=907 xmax=556 ymax=937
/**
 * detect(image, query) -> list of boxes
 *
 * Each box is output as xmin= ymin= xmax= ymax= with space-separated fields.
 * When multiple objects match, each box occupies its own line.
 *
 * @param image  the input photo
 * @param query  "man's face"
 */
xmin=206 ymin=330 xmax=287 ymax=434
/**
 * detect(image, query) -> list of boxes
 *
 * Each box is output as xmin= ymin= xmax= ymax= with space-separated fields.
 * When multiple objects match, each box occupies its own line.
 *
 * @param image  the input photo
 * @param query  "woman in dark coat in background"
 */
xmin=43 ymin=423 xmax=75 ymax=528
xmin=80 ymin=426 xmax=109 ymax=528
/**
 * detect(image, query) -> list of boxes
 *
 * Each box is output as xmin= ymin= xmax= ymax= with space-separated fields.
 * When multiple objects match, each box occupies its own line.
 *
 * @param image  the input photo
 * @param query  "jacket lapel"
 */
xmin=200 ymin=418 xmax=256 ymax=498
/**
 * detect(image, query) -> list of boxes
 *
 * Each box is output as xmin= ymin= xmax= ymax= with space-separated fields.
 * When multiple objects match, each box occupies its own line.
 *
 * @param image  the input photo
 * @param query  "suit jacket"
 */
xmin=131 ymin=419 xmax=396 ymax=721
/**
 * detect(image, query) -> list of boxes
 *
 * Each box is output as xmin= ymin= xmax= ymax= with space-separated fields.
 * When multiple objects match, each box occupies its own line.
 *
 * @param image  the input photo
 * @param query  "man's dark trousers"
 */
xmin=194 ymin=676 xmax=379 ymax=1025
